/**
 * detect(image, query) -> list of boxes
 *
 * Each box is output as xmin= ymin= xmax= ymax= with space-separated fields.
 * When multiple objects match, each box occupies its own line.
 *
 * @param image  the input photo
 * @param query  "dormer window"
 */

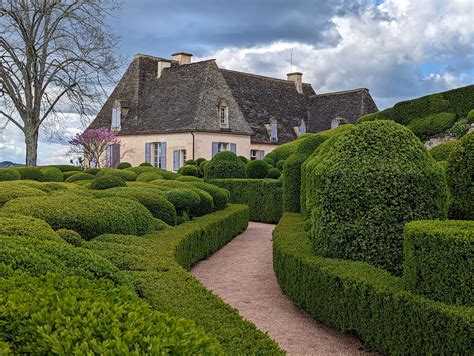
xmin=111 ymin=101 xmax=121 ymax=130
xmin=270 ymin=118 xmax=278 ymax=142
xmin=217 ymin=99 xmax=229 ymax=128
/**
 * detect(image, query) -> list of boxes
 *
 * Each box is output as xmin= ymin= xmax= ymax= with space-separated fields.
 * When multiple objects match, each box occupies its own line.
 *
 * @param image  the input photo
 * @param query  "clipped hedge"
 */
xmin=188 ymin=181 xmax=229 ymax=211
xmin=94 ymin=205 xmax=282 ymax=354
xmin=38 ymin=167 xmax=63 ymax=182
xmin=90 ymin=174 xmax=127 ymax=190
xmin=0 ymin=183 xmax=46 ymax=205
xmin=446 ymin=132 xmax=473 ymax=220
xmin=14 ymin=167 xmax=43 ymax=180
xmin=57 ymin=229 xmax=83 ymax=246
xmin=407 ymin=112 xmax=457 ymax=140
xmin=0 ymin=168 xmax=21 ymax=181
xmin=245 ymin=160 xmax=269 ymax=179
xmin=3 ymin=193 xmax=154 ymax=239
xmin=0 ymin=271 xmax=221 ymax=354
xmin=166 ymin=189 xmax=201 ymax=216
xmin=267 ymin=168 xmax=280 ymax=179
xmin=0 ymin=213 xmax=60 ymax=241
xmin=208 ymin=179 xmax=282 ymax=223
xmin=404 ymin=220 xmax=473 ymax=306
xmin=117 ymin=162 xmax=132 ymax=169
xmin=96 ymin=168 xmax=137 ymax=181
xmin=205 ymin=151 xmax=246 ymax=179
xmin=273 ymin=213 xmax=473 ymax=355
xmin=305 ymin=121 xmax=447 ymax=275
xmin=178 ymin=164 xmax=200 ymax=177
xmin=46 ymin=164 xmax=82 ymax=172
xmin=136 ymin=171 xmax=163 ymax=182
xmin=429 ymin=140 xmax=459 ymax=161
xmin=65 ymin=172 xmax=95 ymax=182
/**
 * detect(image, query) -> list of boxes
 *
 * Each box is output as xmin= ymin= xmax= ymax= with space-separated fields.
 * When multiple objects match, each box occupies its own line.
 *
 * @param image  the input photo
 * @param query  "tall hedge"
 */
xmin=429 ymin=140 xmax=459 ymax=161
xmin=446 ymin=132 xmax=473 ymax=220
xmin=205 ymin=151 xmax=246 ymax=179
xmin=305 ymin=121 xmax=448 ymax=275
xmin=406 ymin=112 xmax=456 ymax=140
xmin=403 ymin=220 xmax=473 ymax=306
xmin=208 ymin=179 xmax=282 ymax=223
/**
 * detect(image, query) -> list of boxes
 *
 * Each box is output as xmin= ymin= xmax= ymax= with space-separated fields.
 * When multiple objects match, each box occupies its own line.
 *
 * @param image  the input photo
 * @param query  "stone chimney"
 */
xmin=157 ymin=59 xmax=171 ymax=78
xmin=287 ymin=72 xmax=303 ymax=94
xmin=172 ymin=52 xmax=193 ymax=65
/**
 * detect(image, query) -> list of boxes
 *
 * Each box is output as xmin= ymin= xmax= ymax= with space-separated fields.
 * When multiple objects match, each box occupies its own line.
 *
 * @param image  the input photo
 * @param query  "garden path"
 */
xmin=191 ymin=222 xmax=371 ymax=355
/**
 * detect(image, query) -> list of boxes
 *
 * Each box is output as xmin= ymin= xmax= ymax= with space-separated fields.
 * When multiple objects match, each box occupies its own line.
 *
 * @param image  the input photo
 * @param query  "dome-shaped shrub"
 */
xmin=56 ymin=229 xmax=83 ymax=247
xmin=15 ymin=167 xmax=43 ymax=180
xmin=429 ymin=141 xmax=460 ymax=161
xmin=65 ymin=172 xmax=95 ymax=183
xmin=306 ymin=121 xmax=448 ymax=275
xmin=0 ymin=183 xmax=46 ymax=205
xmin=178 ymin=164 xmax=199 ymax=177
xmin=189 ymin=182 xmax=229 ymax=211
xmin=205 ymin=151 xmax=246 ymax=179
xmin=267 ymin=168 xmax=281 ymax=179
xmin=90 ymin=174 xmax=127 ymax=190
xmin=262 ymin=157 xmax=274 ymax=167
xmin=176 ymin=175 xmax=202 ymax=182
xmin=0 ymin=168 xmax=21 ymax=181
xmin=238 ymin=155 xmax=248 ymax=164
xmin=196 ymin=157 xmax=206 ymax=165
xmin=117 ymin=162 xmax=132 ymax=169
xmin=446 ymin=132 xmax=473 ymax=220
xmin=246 ymin=160 xmax=270 ymax=179
xmin=83 ymin=168 xmax=101 ymax=175
xmin=63 ymin=170 xmax=81 ymax=180
xmin=39 ymin=167 xmax=63 ymax=182
xmin=46 ymin=165 xmax=82 ymax=173
xmin=96 ymin=168 xmax=137 ymax=181
xmin=136 ymin=171 xmax=163 ymax=182
xmin=467 ymin=109 xmax=474 ymax=124
xmin=0 ymin=213 xmax=60 ymax=240
xmin=184 ymin=159 xmax=197 ymax=166
xmin=139 ymin=162 xmax=153 ymax=167
xmin=275 ymin=160 xmax=285 ymax=171
xmin=166 ymin=189 xmax=200 ymax=216
xmin=199 ymin=160 xmax=209 ymax=176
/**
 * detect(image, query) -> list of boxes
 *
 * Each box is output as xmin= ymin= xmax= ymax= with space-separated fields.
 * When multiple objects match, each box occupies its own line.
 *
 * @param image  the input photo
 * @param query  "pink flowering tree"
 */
xmin=68 ymin=128 xmax=120 ymax=168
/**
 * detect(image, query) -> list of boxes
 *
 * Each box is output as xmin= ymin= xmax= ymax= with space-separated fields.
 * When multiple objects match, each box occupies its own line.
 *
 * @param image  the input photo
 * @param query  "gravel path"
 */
xmin=191 ymin=222 xmax=370 ymax=355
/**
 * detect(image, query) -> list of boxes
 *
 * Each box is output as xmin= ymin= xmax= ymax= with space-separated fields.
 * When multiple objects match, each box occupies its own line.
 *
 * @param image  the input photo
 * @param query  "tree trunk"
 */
xmin=25 ymin=129 xmax=39 ymax=166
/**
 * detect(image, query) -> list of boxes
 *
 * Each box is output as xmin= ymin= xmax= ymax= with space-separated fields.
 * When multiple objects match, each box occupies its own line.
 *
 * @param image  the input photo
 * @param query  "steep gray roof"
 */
xmin=89 ymin=54 xmax=378 ymax=143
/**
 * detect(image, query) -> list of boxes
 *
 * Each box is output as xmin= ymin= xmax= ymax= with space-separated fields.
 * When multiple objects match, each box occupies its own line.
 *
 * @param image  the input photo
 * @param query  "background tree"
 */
xmin=0 ymin=0 xmax=120 ymax=166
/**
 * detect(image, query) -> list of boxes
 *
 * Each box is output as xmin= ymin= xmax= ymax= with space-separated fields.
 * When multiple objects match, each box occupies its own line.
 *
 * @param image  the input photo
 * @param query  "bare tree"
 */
xmin=0 ymin=0 xmax=121 ymax=166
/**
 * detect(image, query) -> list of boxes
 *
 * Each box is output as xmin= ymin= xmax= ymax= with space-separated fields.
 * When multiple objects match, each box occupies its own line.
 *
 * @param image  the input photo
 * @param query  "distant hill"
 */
xmin=0 ymin=161 xmax=24 ymax=168
xmin=357 ymin=85 xmax=474 ymax=141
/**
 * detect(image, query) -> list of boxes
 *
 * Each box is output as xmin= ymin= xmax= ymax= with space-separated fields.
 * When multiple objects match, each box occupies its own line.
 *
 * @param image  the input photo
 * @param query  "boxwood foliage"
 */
xmin=208 ymin=179 xmax=282 ymax=223
xmin=136 ymin=171 xmax=163 ymax=182
xmin=166 ymin=189 xmax=201 ymax=217
xmin=63 ymin=170 xmax=81 ymax=180
xmin=305 ymin=121 xmax=448 ymax=275
xmin=45 ymin=164 xmax=82 ymax=172
xmin=273 ymin=213 xmax=472 ymax=355
xmin=38 ymin=167 xmax=64 ymax=182
xmin=446 ymin=132 xmax=473 ymax=220
xmin=0 ymin=213 xmax=60 ymax=241
xmin=86 ymin=204 xmax=281 ymax=354
xmin=178 ymin=164 xmax=200 ymax=177
xmin=205 ymin=151 xmax=246 ymax=179
xmin=245 ymin=160 xmax=269 ymax=179
xmin=65 ymin=172 xmax=95 ymax=182
xmin=188 ymin=182 xmax=229 ymax=211
xmin=403 ymin=220 xmax=473 ymax=306
xmin=0 ymin=168 xmax=21 ymax=181
xmin=429 ymin=140 xmax=460 ymax=161
xmin=90 ymin=174 xmax=127 ymax=190
xmin=267 ymin=168 xmax=281 ymax=179
xmin=264 ymin=138 xmax=302 ymax=163
xmin=175 ymin=175 xmax=202 ymax=182
xmin=406 ymin=112 xmax=457 ymax=140
xmin=0 ymin=271 xmax=221 ymax=354
xmin=2 ymin=193 xmax=154 ymax=239
xmin=0 ymin=183 xmax=46 ymax=205
xmin=96 ymin=168 xmax=137 ymax=181
xmin=91 ymin=187 xmax=177 ymax=226
xmin=117 ymin=162 xmax=132 ymax=169
xmin=56 ymin=229 xmax=84 ymax=247
xmin=14 ymin=166 xmax=43 ymax=180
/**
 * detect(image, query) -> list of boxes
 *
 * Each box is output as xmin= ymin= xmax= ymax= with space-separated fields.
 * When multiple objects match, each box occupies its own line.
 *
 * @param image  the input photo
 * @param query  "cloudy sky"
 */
xmin=1 ymin=0 xmax=473 ymax=164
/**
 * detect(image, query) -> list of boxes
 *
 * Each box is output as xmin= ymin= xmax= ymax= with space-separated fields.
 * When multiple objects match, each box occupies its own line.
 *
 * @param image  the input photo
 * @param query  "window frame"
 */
xmin=217 ymin=142 xmax=229 ymax=153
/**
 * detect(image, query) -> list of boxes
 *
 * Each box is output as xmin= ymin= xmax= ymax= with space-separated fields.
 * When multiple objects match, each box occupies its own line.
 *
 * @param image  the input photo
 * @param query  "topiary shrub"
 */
xmin=199 ymin=160 xmax=209 ymax=176
xmin=96 ymin=168 xmax=137 ymax=181
xmin=3 ymin=193 xmax=154 ymax=239
xmin=238 ymin=155 xmax=248 ymax=164
xmin=136 ymin=171 xmax=163 ymax=182
xmin=45 ymin=165 xmax=82 ymax=172
xmin=0 ymin=183 xmax=46 ymax=205
xmin=63 ymin=170 xmax=81 ymax=180
xmin=406 ymin=112 xmax=457 ymax=140
xmin=65 ymin=172 xmax=95 ymax=182
xmin=267 ymin=168 xmax=281 ymax=179
xmin=262 ymin=157 xmax=274 ymax=167
xmin=176 ymin=175 xmax=202 ymax=182
xmin=0 ymin=213 xmax=60 ymax=240
xmin=306 ymin=121 xmax=448 ymax=275
xmin=139 ymin=162 xmax=153 ymax=167
xmin=117 ymin=162 xmax=132 ymax=169
xmin=0 ymin=271 xmax=221 ymax=354
xmin=188 ymin=182 xmax=229 ymax=211
xmin=467 ymin=109 xmax=474 ymax=124
xmin=178 ymin=164 xmax=200 ymax=177
xmin=184 ymin=159 xmax=197 ymax=166
xmin=403 ymin=220 xmax=473 ymax=306
xmin=275 ymin=160 xmax=285 ymax=171
xmin=0 ymin=168 xmax=21 ymax=181
xmin=264 ymin=139 xmax=301 ymax=163
xmin=90 ymin=174 xmax=127 ymax=190
xmin=447 ymin=119 xmax=470 ymax=138
xmin=205 ymin=151 xmax=246 ymax=179
xmin=38 ymin=167 xmax=63 ymax=182
xmin=56 ymin=229 xmax=83 ymax=247
xmin=83 ymin=167 xmax=101 ymax=175
xmin=166 ymin=189 xmax=201 ymax=217
xmin=446 ymin=132 xmax=473 ymax=220
xmin=196 ymin=157 xmax=206 ymax=165
xmin=245 ymin=160 xmax=270 ymax=179
xmin=154 ymin=218 xmax=171 ymax=231
xmin=429 ymin=140 xmax=459 ymax=161
xmin=15 ymin=167 xmax=43 ymax=181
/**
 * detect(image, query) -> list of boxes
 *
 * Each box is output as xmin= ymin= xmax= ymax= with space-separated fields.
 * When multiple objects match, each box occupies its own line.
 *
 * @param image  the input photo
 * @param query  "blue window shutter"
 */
xmin=173 ymin=150 xmax=180 ymax=171
xmin=212 ymin=142 xmax=218 ymax=157
xmin=105 ymin=144 xmax=111 ymax=166
xmin=112 ymin=144 xmax=121 ymax=167
xmin=259 ymin=150 xmax=265 ymax=159
xmin=145 ymin=143 xmax=151 ymax=163
xmin=160 ymin=142 xmax=167 ymax=169
xmin=230 ymin=143 xmax=237 ymax=154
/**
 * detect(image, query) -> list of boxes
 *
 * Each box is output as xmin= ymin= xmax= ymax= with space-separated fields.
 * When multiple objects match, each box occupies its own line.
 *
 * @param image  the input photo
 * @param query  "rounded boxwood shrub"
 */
xmin=467 ymin=109 xmax=474 ymax=124
xmin=275 ymin=160 xmax=285 ymax=171
xmin=96 ymin=168 xmax=137 ymax=181
xmin=199 ymin=160 xmax=209 ymax=176
xmin=90 ymin=174 xmax=127 ymax=190
xmin=63 ymin=170 xmax=81 ymax=180
xmin=166 ymin=189 xmax=201 ymax=216
xmin=306 ymin=121 xmax=448 ymax=275
xmin=39 ymin=167 xmax=63 ymax=182
xmin=429 ymin=141 xmax=460 ymax=161
xmin=0 ymin=272 xmax=221 ymax=354
xmin=196 ymin=157 xmax=206 ymax=165
xmin=205 ymin=151 xmax=246 ymax=179
xmin=189 ymin=182 xmax=229 ymax=211
xmin=139 ymin=162 xmax=153 ymax=167
xmin=267 ymin=168 xmax=281 ymax=179
xmin=189 ymin=189 xmax=214 ymax=217
xmin=83 ymin=167 xmax=101 ymax=175
xmin=176 ymin=175 xmax=202 ymax=182
xmin=136 ymin=171 xmax=163 ymax=182
xmin=0 ymin=183 xmax=46 ymax=205
xmin=262 ymin=157 xmax=274 ymax=167
xmin=56 ymin=229 xmax=83 ymax=246
xmin=0 ymin=213 xmax=60 ymax=240
xmin=117 ymin=162 xmax=132 ymax=169
xmin=178 ymin=164 xmax=200 ymax=177
xmin=446 ymin=132 xmax=473 ymax=220
xmin=3 ymin=193 xmax=154 ymax=239
xmin=65 ymin=172 xmax=95 ymax=182
xmin=447 ymin=119 xmax=470 ymax=138
xmin=184 ymin=159 xmax=197 ymax=166
xmin=238 ymin=155 xmax=248 ymax=164
xmin=15 ymin=167 xmax=43 ymax=180
xmin=406 ymin=112 xmax=457 ymax=141
xmin=154 ymin=218 xmax=171 ymax=231
xmin=46 ymin=164 xmax=82 ymax=172
xmin=0 ymin=168 xmax=20 ymax=181
xmin=246 ymin=160 xmax=270 ymax=179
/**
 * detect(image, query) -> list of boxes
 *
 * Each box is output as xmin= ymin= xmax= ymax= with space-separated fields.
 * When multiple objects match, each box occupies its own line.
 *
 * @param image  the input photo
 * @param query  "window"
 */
xmin=331 ymin=118 xmax=341 ymax=129
xmin=217 ymin=99 xmax=229 ymax=128
xmin=270 ymin=119 xmax=278 ymax=141
xmin=218 ymin=142 xmax=229 ymax=152
xmin=111 ymin=102 xmax=121 ymax=129
xmin=250 ymin=149 xmax=265 ymax=160
xmin=173 ymin=149 xmax=187 ymax=171
xmin=299 ymin=120 xmax=306 ymax=135
xmin=151 ymin=142 xmax=167 ymax=169
xmin=212 ymin=142 xmax=236 ymax=157
xmin=181 ymin=149 xmax=187 ymax=165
